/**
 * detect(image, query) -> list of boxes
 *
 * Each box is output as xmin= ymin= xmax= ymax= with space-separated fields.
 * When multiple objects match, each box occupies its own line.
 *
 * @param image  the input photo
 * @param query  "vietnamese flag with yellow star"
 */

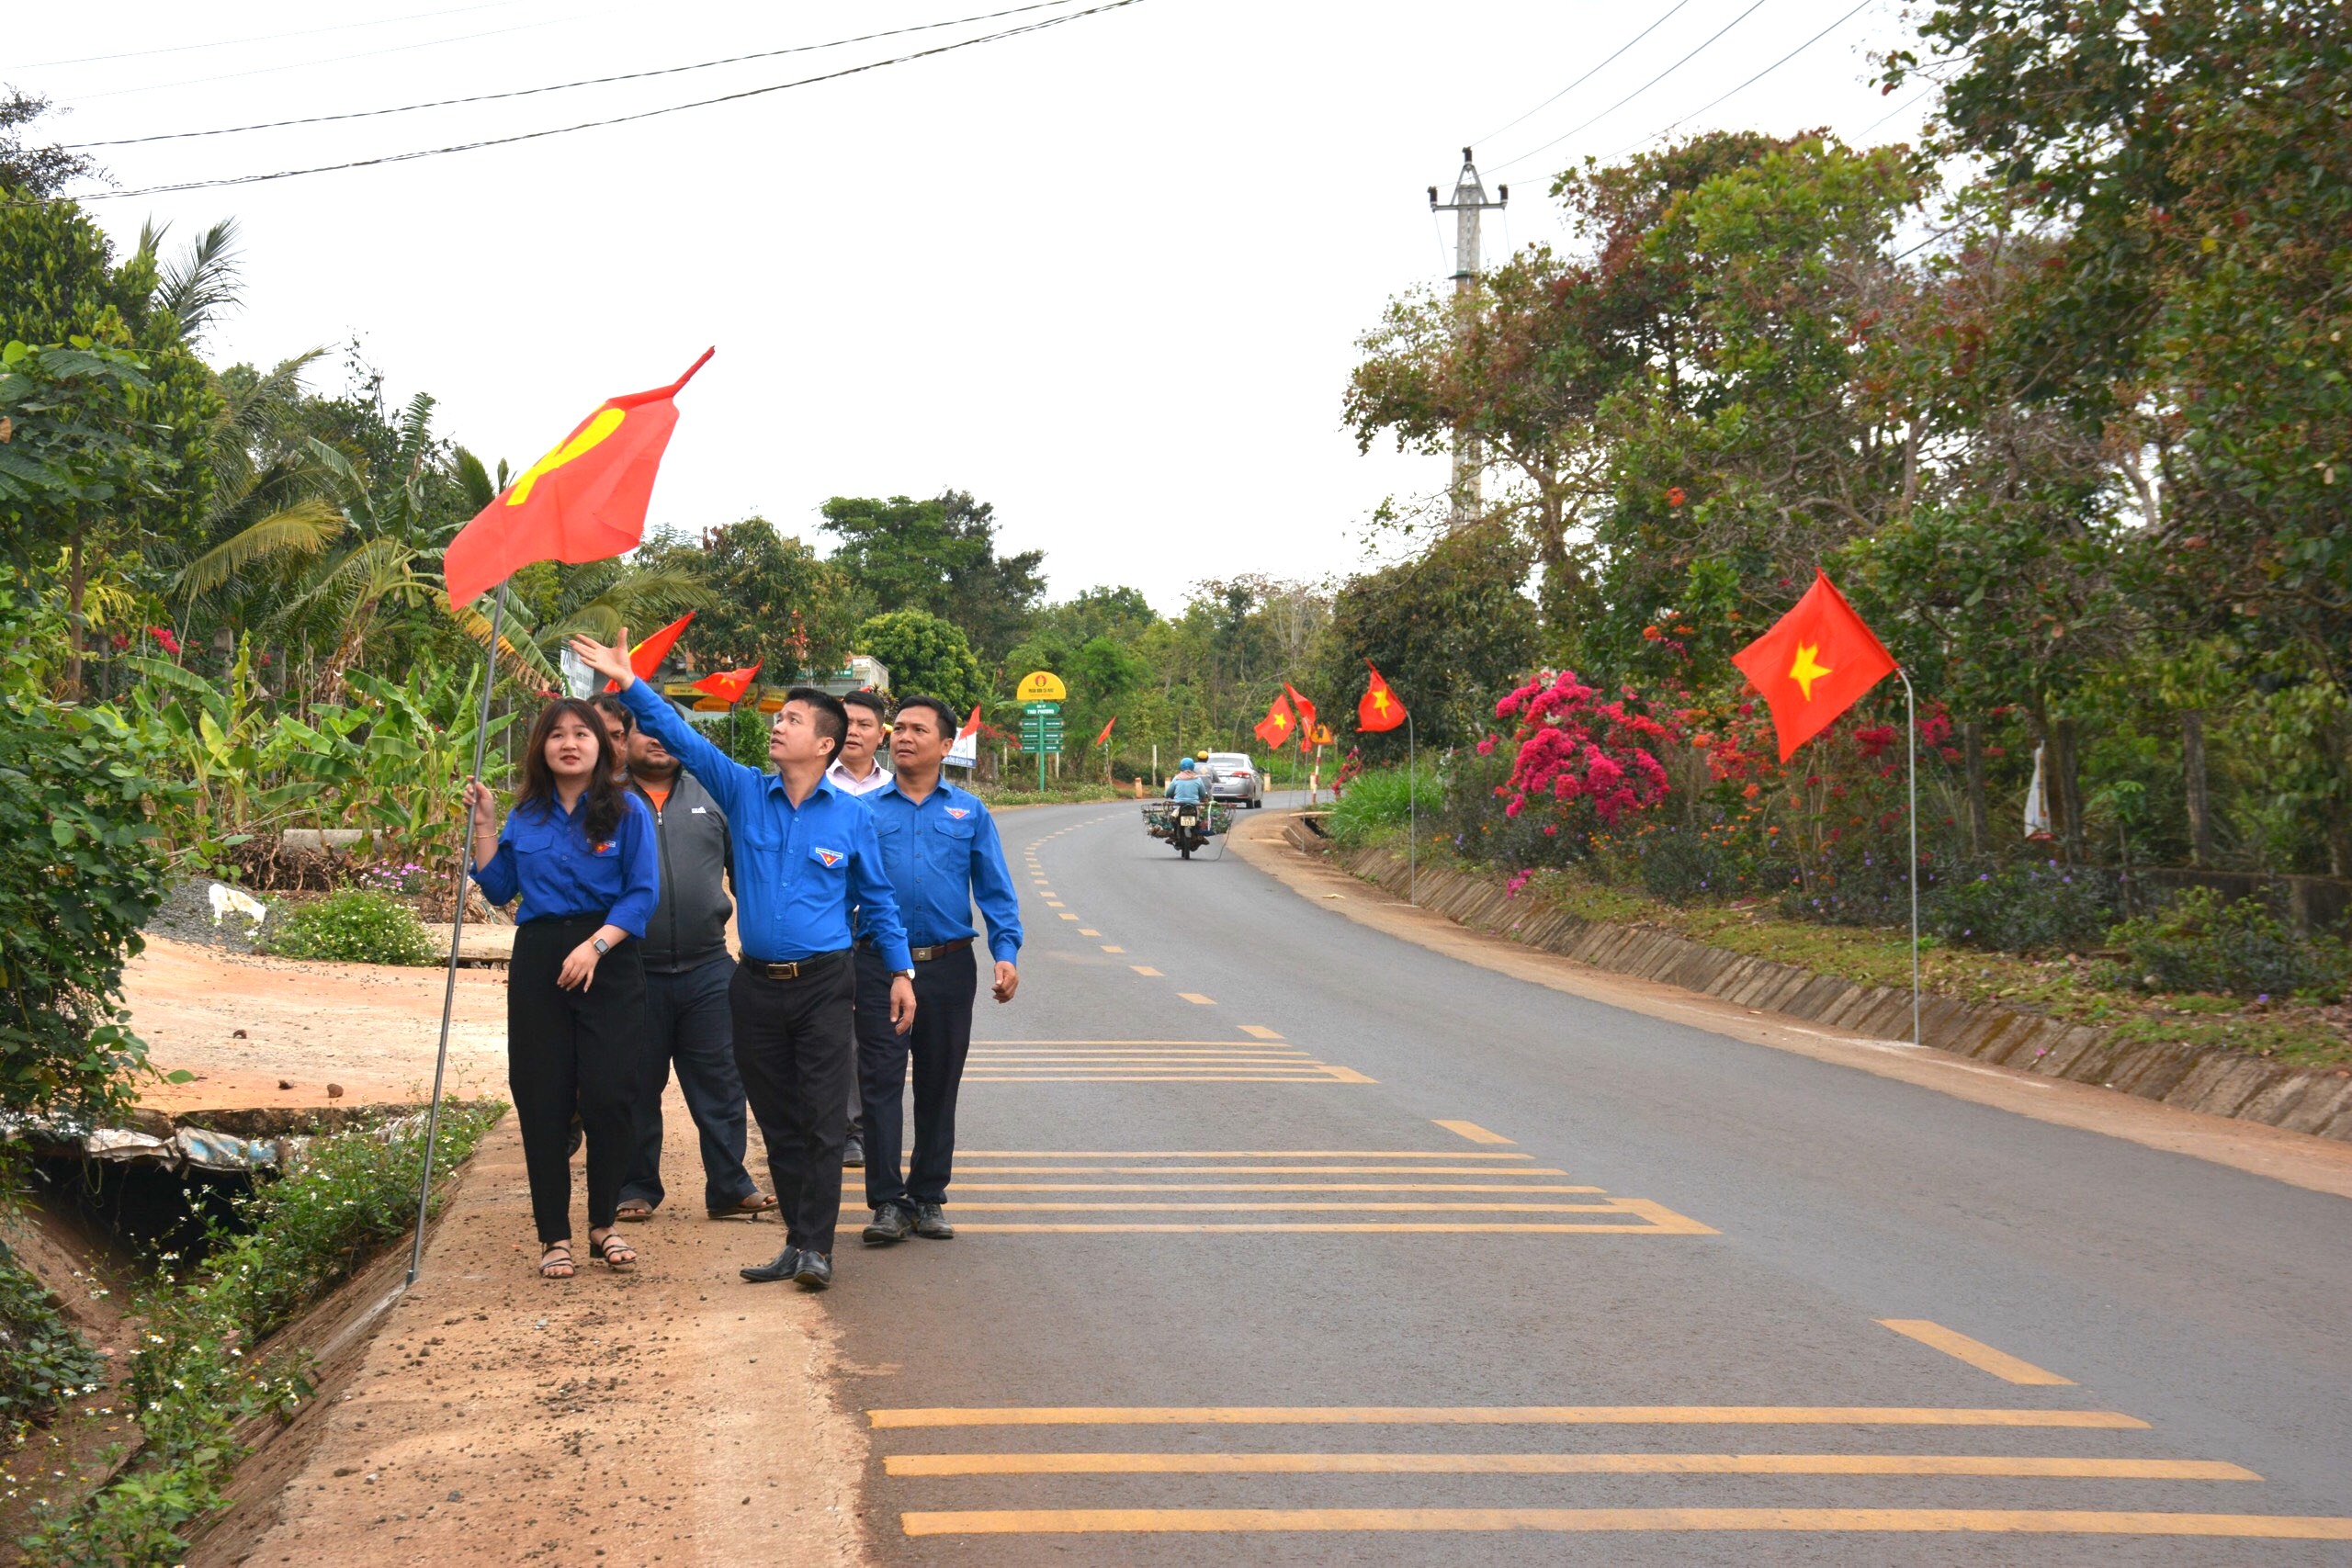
xmin=443 ymin=348 xmax=714 ymax=607
xmin=1357 ymin=661 xmax=1407 ymax=733
xmin=691 ymin=660 xmax=762 ymax=705
xmin=1732 ymin=570 xmax=1898 ymax=761
xmin=1253 ymin=693 xmax=1297 ymax=749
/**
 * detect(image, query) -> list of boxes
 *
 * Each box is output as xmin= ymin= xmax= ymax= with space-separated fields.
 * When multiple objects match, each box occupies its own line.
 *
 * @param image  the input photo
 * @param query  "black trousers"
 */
xmin=619 ymin=956 xmax=756 ymax=1214
xmin=509 ymin=917 xmax=645 ymax=1246
xmin=857 ymin=942 xmax=978 ymax=1212
xmin=728 ymin=953 xmax=855 ymax=1256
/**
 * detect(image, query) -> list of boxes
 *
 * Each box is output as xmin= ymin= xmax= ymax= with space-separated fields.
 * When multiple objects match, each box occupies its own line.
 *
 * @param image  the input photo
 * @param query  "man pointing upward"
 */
xmin=570 ymin=629 xmax=914 ymax=1292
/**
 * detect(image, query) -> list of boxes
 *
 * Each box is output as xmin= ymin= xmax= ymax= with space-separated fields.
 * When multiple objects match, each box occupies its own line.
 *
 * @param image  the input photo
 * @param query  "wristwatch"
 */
xmin=593 ymin=937 xmax=612 ymax=954
xmin=896 ymin=967 xmax=916 ymax=981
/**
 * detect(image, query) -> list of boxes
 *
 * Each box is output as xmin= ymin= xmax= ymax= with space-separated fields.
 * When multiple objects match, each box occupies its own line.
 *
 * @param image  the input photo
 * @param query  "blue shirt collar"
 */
xmin=877 ymin=774 xmax=963 ymax=807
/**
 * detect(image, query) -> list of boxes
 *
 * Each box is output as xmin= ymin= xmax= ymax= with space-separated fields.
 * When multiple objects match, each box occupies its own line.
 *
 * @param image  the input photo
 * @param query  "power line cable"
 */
xmin=1469 ymin=0 xmax=1696 ymax=150
xmin=14 ymin=0 xmax=537 ymax=70
xmin=80 ymin=0 xmax=1147 ymax=201
xmin=72 ymin=5 xmax=628 ymax=102
xmin=1488 ymin=0 xmax=1777 ymax=177
xmin=70 ymin=0 xmax=1087 ymax=148
xmin=1852 ymin=80 xmax=1938 ymax=141
xmin=1604 ymin=0 xmax=1878 ymax=161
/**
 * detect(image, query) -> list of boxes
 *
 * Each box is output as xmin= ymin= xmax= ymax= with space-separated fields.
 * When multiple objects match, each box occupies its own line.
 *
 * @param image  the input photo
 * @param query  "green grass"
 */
xmin=1385 ymin=836 xmax=2351 ymax=1070
xmin=1326 ymin=766 xmax=1438 ymax=847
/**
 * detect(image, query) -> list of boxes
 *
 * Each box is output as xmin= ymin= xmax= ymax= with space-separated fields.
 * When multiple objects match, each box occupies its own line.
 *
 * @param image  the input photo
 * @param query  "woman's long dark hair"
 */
xmin=514 ymin=698 xmax=627 ymax=842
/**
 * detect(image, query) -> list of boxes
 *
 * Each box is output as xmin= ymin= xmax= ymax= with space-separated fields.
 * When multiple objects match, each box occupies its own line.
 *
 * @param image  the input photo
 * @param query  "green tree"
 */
xmin=633 ymin=518 xmax=851 ymax=678
xmin=1312 ymin=522 xmax=1541 ymax=755
xmin=854 ymin=607 xmax=984 ymax=715
xmin=820 ymin=490 xmax=1045 ymax=660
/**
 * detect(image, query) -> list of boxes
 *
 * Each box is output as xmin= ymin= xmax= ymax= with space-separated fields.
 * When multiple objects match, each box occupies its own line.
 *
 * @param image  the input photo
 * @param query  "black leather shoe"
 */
xmin=740 ymin=1246 xmax=801 ymax=1283
xmin=792 ymin=1249 xmax=833 ymax=1291
xmin=863 ymin=1203 xmax=914 ymax=1246
xmin=913 ymin=1202 xmax=955 ymax=1239
xmin=842 ymin=1131 xmax=865 ymax=1168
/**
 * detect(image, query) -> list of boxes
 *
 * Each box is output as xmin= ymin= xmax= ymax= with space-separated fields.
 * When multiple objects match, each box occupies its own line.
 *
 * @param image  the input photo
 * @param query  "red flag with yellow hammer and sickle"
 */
xmin=1731 ymin=570 xmax=1898 ymax=761
xmin=443 ymin=348 xmax=714 ymax=607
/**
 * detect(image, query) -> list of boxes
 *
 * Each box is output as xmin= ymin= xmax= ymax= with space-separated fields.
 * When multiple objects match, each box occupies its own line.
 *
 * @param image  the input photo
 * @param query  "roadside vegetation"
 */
xmin=18 ymin=1102 xmax=503 ymax=1566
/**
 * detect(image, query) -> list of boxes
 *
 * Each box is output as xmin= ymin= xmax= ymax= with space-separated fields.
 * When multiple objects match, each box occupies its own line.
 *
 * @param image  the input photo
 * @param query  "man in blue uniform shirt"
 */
xmin=570 ymin=630 xmax=914 ymax=1292
xmin=855 ymin=695 xmax=1023 ymax=1245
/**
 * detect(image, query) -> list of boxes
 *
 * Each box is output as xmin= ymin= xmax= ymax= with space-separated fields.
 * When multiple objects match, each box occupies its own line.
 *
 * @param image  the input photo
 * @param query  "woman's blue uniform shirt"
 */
xmin=470 ymin=790 xmax=660 ymax=936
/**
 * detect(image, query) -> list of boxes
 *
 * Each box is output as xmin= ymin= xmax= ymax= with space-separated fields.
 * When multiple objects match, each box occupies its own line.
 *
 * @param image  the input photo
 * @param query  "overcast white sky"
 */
xmin=15 ymin=0 xmax=1933 ymax=612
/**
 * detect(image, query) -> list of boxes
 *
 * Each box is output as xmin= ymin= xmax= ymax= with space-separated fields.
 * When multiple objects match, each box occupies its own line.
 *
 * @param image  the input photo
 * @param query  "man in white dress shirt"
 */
xmin=826 ymin=688 xmax=892 ymax=1166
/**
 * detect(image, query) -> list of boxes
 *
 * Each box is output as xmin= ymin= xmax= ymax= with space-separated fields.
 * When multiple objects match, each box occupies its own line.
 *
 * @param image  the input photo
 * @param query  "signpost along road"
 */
xmin=1017 ymin=671 xmax=1067 ymax=790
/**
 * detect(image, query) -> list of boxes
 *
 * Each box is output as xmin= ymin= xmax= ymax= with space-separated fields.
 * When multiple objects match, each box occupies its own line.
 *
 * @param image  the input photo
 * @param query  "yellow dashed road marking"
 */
xmin=1130 ymin=965 xmax=1162 ymax=976
xmin=1878 ymin=1321 xmax=2077 ymax=1386
xmin=1433 ymin=1120 xmax=1514 ymax=1145
xmin=1178 ymin=992 xmax=1215 ymax=1005
xmin=1238 ymin=1025 xmax=1283 ymax=1040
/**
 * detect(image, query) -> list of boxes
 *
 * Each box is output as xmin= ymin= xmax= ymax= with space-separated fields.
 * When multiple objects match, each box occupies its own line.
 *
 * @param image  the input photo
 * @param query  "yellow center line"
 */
xmin=1101 ymin=945 xmax=1125 ymax=953
xmin=1058 ymin=913 xmax=1080 ymax=920
xmin=900 ymin=1507 xmax=2352 ymax=1539
xmin=951 ymin=1183 xmax=1611 ymax=1193
xmin=1433 ymin=1120 xmax=1515 ymax=1145
xmin=886 ymin=1452 xmax=2260 ymax=1480
xmin=1178 ymin=993 xmax=1216 ymax=1005
xmin=1878 ymin=1320 xmax=2075 ymax=1386
xmin=935 ymin=1213 xmax=1656 ymax=1222
xmin=951 ymin=1222 xmax=1704 ymax=1234
xmin=867 ymin=1405 xmax=2152 ymax=1430
xmin=1079 ymin=928 xmax=1101 ymax=936
xmin=1129 ymin=965 xmax=1162 ymax=976
xmin=956 ymin=1151 xmax=1538 ymax=1158
xmin=949 ymin=1166 xmax=1575 ymax=1176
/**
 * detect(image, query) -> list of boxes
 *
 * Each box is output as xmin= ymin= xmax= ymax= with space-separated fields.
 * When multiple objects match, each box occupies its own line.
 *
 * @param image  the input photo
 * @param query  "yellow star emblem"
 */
xmin=1788 ymin=643 xmax=1833 ymax=701
xmin=1371 ymin=690 xmax=1391 ymax=715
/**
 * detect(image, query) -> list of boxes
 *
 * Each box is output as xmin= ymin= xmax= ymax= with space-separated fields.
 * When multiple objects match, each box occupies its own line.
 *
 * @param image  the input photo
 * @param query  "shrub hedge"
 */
xmin=261 ymin=889 xmax=436 ymax=967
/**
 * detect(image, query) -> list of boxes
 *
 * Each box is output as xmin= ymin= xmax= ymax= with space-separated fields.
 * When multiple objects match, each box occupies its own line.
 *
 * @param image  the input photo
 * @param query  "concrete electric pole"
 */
xmin=1430 ymin=147 xmax=1507 ymax=526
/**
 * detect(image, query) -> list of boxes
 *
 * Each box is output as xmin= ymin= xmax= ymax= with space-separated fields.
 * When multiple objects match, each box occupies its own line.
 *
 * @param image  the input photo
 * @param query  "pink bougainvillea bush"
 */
xmin=1491 ymin=670 xmax=1676 ymax=837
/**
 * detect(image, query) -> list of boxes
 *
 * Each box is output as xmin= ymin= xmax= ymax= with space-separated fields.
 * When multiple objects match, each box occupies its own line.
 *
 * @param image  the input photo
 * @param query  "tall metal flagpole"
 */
xmin=1899 ymin=666 xmax=1920 ymax=1046
xmin=409 ymin=583 xmax=505 ymax=1287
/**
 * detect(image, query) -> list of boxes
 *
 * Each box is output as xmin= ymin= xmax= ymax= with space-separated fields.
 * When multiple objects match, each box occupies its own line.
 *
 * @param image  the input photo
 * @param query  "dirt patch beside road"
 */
xmin=123 ymin=936 xmax=508 ymax=1113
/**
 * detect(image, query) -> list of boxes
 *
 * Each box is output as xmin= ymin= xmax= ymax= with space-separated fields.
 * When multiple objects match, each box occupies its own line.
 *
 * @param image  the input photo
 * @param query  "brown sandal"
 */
xmin=589 ymin=1231 xmax=637 ymax=1270
xmin=707 ymin=1192 xmax=777 ymax=1220
xmin=538 ymin=1242 xmax=575 ymax=1279
xmin=616 ymin=1199 xmax=654 ymax=1223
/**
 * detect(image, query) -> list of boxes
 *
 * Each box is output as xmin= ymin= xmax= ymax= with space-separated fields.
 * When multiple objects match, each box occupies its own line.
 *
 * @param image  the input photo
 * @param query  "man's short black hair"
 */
xmin=785 ymin=686 xmax=848 ymax=760
xmin=840 ymin=688 xmax=889 ymax=723
xmin=893 ymin=694 xmax=960 ymax=739
xmin=589 ymin=692 xmax=635 ymax=732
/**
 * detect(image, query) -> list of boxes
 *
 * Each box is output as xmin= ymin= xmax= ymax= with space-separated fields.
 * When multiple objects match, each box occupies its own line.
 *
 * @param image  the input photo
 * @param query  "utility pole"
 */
xmin=1429 ymin=147 xmax=1507 ymax=527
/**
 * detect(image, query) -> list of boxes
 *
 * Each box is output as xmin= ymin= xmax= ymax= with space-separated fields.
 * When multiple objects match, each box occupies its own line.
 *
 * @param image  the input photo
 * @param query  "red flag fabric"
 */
xmin=604 ymin=612 xmax=695 ymax=691
xmin=691 ymin=660 xmax=762 ymax=705
xmin=957 ymin=704 xmax=983 ymax=741
xmin=443 ymin=348 xmax=714 ymax=607
xmin=1093 ymin=715 xmax=1116 ymax=747
xmin=1730 ymin=570 xmax=1898 ymax=761
xmin=1283 ymin=683 xmax=1318 ymax=741
xmin=1357 ymin=661 xmax=1407 ymax=733
xmin=1253 ymin=694 xmax=1296 ymax=749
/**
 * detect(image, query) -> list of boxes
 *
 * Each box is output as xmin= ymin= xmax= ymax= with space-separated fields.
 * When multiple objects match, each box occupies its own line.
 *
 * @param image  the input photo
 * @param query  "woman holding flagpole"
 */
xmin=464 ymin=699 xmax=660 ymax=1280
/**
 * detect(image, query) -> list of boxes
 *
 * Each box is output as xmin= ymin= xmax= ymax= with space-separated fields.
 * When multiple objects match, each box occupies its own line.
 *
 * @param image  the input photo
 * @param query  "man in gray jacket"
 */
xmin=615 ymin=721 xmax=775 ymax=1222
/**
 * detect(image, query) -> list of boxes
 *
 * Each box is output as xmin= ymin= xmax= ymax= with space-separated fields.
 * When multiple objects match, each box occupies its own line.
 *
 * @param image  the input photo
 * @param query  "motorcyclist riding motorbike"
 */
xmin=1163 ymin=759 xmax=1211 ymax=859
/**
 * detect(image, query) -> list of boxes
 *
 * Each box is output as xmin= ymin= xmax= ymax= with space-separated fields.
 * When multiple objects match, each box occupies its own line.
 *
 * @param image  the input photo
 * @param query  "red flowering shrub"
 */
xmin=1491 ymin=671 xmax=1675 ymax=834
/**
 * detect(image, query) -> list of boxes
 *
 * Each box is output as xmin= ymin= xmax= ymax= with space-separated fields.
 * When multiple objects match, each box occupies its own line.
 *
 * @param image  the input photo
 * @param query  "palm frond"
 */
xmin=175 ymin=499 xmax=345 ymax=599
xmin=452 ymin=593 xmax=560 ymax=683
xmin=156 ymin=218 xmax=243 ymax=343
xmin=454 ymin=446 xmax=499 ymax=514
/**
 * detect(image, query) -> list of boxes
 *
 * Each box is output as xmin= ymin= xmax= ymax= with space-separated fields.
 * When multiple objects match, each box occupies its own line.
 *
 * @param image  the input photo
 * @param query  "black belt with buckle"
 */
xmin=859 ymin=937 xmax=973 ymax=964
xmin=742 ymin=948 xmax=850 ymax=981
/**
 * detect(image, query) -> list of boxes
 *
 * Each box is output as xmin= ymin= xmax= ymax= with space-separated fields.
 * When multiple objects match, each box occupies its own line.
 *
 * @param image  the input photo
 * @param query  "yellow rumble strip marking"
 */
xmin=899 ymin=1508 xmax=2352 ymax=1539
xmin=1434 ymin=1120 xmax=1515 ymax=1145
xmin=1238 ymin=1025 xmax=1284 ymax=1039
xmin=866 ymin=1405 xmax=2152 ymax=1430
xmin=1878 ymin=1320 xmax=2076 ymax=1386
xmin=951 ymin=1184 xmax=1611 ymax=1193
xmin=887 ymin=1452 xmax=2259 ymax=1480
xmin=947 ymin=1165 xmax=1575 ymax=1176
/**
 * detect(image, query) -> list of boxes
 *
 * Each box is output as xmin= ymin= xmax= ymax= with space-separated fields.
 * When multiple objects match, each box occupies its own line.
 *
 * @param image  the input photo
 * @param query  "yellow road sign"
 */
xmin=1016 ymin=671 xmax=1067 ymax=702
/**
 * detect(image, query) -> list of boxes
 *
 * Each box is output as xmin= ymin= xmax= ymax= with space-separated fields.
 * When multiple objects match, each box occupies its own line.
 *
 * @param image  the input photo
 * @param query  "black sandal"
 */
xmin=589 ymin=1231 xmax=637 ymax=1270
xmin=538 ymin=1242 xmax=575 ymax=1279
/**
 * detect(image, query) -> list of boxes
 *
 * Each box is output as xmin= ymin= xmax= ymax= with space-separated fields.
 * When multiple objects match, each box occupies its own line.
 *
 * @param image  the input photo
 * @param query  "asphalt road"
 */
xmin=825 ymin=799 xmax=2352 ymax=1564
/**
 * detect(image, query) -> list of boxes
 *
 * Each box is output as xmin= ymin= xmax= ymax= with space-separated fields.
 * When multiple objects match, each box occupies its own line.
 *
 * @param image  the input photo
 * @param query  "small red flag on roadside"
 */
xmin=1093 ymin=715 xmax=1116 ymax=747
xmin=443 ymin=348 xmax=713 ymax=607
xmin=605 ymin=612 xmax=694 ymax=691
xmin=691 ymin=660 xmax=762 ymax=704
xmin=1254 ymin=694 xmax=1296 ymax=749
xmin=1730 ymin=570 xmax=1898 ymax=761
xmin=1357 ymin=661 xmax=1407 ymax=733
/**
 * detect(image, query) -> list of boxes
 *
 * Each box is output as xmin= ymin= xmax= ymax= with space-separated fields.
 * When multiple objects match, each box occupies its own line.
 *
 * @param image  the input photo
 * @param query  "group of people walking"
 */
xmin=461 ymin=629 xmax=1022 ymax=1290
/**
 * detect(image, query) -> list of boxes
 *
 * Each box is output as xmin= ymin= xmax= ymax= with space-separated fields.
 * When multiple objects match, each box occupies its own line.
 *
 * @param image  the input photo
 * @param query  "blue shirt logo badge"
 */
xmin=944 ymin=807 xmax=970 ymax=819
xmin=813 ymin=846 xmax=844 ymax=868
